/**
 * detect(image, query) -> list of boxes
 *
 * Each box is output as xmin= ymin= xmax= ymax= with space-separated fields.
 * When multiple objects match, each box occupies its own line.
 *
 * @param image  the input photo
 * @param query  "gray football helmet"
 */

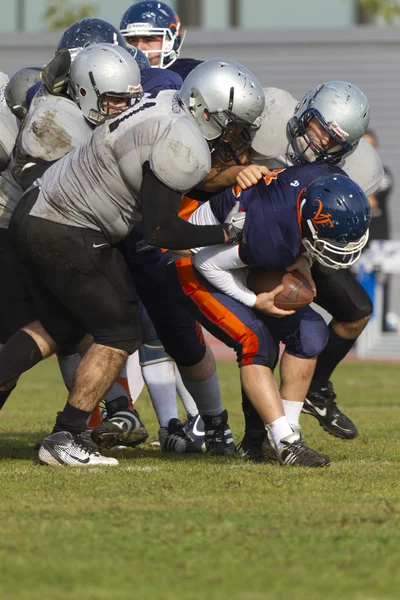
xmin=68 ymin=43 xmax=143 ymax=125
xmin=287 ymin=81 xmax=370 ymax=164
xmin=179 ymin=58 xmax=265 ymax=162
xmin=4 ymin=67 xmax=42 ymax=120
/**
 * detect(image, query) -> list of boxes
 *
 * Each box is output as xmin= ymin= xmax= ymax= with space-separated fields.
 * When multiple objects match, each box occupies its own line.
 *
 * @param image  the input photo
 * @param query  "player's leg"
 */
xmin=11 ymin=195 xmax=141 ymax=465
xmin=170 ymin=257 xmax=328 ymax=466
xmin=125 ymin=245 xmax=223 ymax=452
xmin=240 ymin=307 xmax=329 ymax=463
xmin=306 ymin=263 xmax=373 ymax=438
xmin=119 ymin=233 xmax=204 ymax=451
xmin=0 ymin=226 xmax=43 ymax=407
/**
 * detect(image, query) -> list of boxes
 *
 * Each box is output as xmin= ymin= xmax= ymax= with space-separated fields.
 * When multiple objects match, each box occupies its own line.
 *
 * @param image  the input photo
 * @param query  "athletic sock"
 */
xmin=125 ymin=352 xmax=144 ymax=405
xmin=242 ymin=387 xmax=265 ymax=434
xmin=0 ymin=330 xmax=43 ymax=387
xmin=282 ymin=399 xmax=304 ymax=428
xmin=181 ymin=372 xmax=223 ymax=417
xmin=57 ymin=352 xmax=81 ymax=391
xmin=55 ymin=402 xmax=91 ymax=434
xmin=175 ymin=365 xmax=199 ymax=418
xmin=312 ymin=326 xmax=356 ymax=386
xmin=141 ymin=361 xmax=178 ymax=427
xmin=265 ymin=416 xmax=293 ymax=450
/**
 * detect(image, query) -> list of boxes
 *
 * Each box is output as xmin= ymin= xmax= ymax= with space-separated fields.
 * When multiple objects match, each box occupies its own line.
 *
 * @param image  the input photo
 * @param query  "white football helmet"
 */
xmin=68 ymin=43 xmax=143 ymax=125
xmin=179 ymin=58 xmax=265 ymax=162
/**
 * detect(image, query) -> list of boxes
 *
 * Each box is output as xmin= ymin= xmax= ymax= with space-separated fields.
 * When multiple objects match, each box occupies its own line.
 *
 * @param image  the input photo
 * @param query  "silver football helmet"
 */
xmin=288 ymin=81 xmax=370 ymax=164
xmin=5 ymin=67 xmax=42 ymax=120
xmin=179 ymin=58 xmax=265 ymax=162
xmin=68 ymin=43 xmax=143 ymax=125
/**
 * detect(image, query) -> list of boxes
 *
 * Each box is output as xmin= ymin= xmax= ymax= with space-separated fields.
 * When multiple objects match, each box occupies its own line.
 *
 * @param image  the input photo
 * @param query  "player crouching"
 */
xmin=167 ymin=171 xmax=370 ymax=467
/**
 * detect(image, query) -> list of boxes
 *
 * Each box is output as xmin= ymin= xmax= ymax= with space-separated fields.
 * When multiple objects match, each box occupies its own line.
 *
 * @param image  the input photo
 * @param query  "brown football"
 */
xmin=247 ymin=268 xmax=314 ymax=311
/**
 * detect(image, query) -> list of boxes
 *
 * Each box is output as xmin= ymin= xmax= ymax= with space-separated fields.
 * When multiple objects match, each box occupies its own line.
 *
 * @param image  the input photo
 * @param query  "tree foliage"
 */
xmin=356 ymin=0 xmax=400 ymax=23
xmin=43 ymin=0 xmax=97 ymax=30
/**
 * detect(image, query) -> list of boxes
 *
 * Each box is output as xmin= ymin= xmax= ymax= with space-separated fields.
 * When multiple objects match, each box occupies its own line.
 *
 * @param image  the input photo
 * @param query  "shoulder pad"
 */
xmin=0 ymin=103 xmax=19 ymax=169
xmin=252 ymin=87 xmax=298 ymax=158
xmin=341 ymin=138 xmax=384 ymax=196
xmin=20 ymin=95 xmax=92 ymax=161
xmin=150 ymin=116 xmax=211 ymax=193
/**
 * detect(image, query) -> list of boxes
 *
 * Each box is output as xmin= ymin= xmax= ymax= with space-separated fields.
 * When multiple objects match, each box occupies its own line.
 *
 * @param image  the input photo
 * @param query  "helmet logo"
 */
xmin=312 ymin=199 xmax=334 ymax=229
xmin=329 ymin=120 xmax=349 ymax=141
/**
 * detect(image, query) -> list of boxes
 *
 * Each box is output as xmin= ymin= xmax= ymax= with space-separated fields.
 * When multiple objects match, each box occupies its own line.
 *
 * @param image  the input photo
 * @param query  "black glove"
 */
xmin=41 ymin=49 xmax=71 ymax=96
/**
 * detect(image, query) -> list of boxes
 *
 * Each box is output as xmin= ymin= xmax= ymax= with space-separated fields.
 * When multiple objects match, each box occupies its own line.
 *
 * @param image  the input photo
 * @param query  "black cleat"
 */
xmin=278 ymin=432 xmax=330 ymax=467
xmin=203 ymin=410 xmax=236 ymax=456
xmin=237 ymin=430 xmax=266 ymax=462
xmin=303 ymin=381 xmax=358 ymax=439
xmin=91 ymin=397 xmax=148 ymax=449
xmin=159 ymin=418 xmax=202 ymax=453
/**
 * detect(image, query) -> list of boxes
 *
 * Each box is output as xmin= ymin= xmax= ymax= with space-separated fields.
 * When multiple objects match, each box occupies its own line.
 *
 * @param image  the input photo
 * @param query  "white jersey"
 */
xmin=30 ymin=90 xmax=211 ymax=243
xmin=252 ymin=87 xmax=384 ymax=196
xmin=0 ymin=72 xmax=19 ymax=172
xmin=0 ymin=87 xmax=92 ymax=229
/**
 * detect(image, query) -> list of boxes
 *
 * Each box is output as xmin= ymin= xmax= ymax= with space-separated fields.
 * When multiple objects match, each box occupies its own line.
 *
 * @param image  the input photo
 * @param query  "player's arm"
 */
xmin=20 ymin=157 xmax=57 ymax=190
xmin=198 ymin=162 xmax=273 ymax=192
xmin=193 ymin=244 xmax=294 ymax=317
xmin=193 ymin=244 xmax=257 ymax=306
xmin=141 ymin=164 xmax=230 ymax=249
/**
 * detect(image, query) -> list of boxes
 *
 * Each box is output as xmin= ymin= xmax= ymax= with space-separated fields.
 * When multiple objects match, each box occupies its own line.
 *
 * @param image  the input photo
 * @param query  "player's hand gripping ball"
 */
xmin=247 ymin=268 xmax=314 ymax=311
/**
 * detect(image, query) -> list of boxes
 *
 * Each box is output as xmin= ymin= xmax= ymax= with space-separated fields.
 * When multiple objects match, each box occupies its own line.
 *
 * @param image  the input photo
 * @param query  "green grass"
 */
xmin=0 ymin=359 xmax=400 ymax=600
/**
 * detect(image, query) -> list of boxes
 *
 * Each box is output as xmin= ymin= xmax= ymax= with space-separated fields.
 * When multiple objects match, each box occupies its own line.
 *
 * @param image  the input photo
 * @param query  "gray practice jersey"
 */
xmin=252 ymin=87 xmax=384 ymax=196
xmin=0 ymin=72 xmax=19 ymax=172
xmin=30 ymin=90 xmax=211 ymax=243
xmin=0 ymin=87 xmax=92 ymax=229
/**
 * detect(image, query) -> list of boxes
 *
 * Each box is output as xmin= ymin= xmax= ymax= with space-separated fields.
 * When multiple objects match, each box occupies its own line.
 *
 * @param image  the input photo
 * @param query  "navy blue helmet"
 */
xmin=126 ymin=46 xmax=151 ymax=70
xmin=300 ymin=173 xmax=371 ymax=269
xmin=120 ymin=1 xmax=185 ymax=68
xmin=57 ymin=18 xmax=127 ymax=60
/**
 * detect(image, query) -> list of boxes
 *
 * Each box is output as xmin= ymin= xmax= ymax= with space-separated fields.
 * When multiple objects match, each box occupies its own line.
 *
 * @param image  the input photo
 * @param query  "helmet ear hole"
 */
xmin=203 ymin=109 xmax=210 ymax=123
xmin=79 ymin=87 xmax=87 ymax=97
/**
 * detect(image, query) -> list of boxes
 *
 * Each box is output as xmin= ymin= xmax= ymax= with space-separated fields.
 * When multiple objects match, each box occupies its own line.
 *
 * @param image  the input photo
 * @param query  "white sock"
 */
xmin=175 ymin=366 xmax=199 ymax=418
xmin=141 ymin=360 xmax=178 ymax=427
xmin=181 ymin=372 xmax=223 ymax=417
xmin=125 ymin=351 xmax=144 ymax=404
xmin=57 ymin=352 xmax=81 ymax=391
xmin=282 ymin=399 xmax=304 ymax=428
xmin=266 ymin=416 xmax=293 ymax=450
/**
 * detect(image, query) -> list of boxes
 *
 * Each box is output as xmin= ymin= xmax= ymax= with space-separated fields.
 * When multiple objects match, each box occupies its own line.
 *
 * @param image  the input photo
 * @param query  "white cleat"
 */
xmin=38 ymin=431 xmax=118 ymax=466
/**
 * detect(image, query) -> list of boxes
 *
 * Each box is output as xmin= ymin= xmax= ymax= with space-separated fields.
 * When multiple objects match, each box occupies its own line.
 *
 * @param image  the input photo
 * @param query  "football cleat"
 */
xmin=264 ymin=425 xmax=330 ymax=466
xmin=38 ymin=431 xmax=118 ymax=466
xmin=203 ymin=410 xmax=236 ymax=456
xmin=277 ymin=431 xmax=330 ymax=467
xmin=183 ymin=414 xmax=205 ymax=452
xmin=159 ymin=418 xmax=202 ymax=453
xmin=303 ymin=381 xmax=358 ymax=439
xmin=237 ymin=430 xmax=265 ymax=462
xmin=91 ymin=398 xmax=148 ymax=449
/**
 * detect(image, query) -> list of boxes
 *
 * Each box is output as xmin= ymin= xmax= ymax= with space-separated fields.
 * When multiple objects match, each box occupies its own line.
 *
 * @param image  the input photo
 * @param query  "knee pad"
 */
xmin=139 ymin=339 xmax=173 ymax=367
xmin=284 ymin=309 xmax=329 ymax=359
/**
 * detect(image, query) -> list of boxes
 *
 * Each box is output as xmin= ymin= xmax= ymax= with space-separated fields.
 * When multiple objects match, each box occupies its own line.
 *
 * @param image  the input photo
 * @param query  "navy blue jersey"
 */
xmin=209 ymin=163 xmax=345 ymax=270
xmin=168 ymin=58 xmax=203 ymax=81
xmin=141 ymin=67 xmax=182 ymax=94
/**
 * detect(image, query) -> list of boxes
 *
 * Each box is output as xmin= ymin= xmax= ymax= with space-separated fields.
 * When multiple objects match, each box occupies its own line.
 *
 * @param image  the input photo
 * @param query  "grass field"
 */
xmin=0 ymin=359 xmax=399 ymax=600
